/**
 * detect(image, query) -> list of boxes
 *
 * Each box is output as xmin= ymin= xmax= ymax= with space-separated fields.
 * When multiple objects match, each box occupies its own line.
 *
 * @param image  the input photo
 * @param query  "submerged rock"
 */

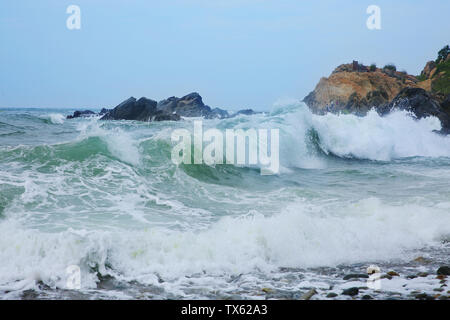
xmin=342 ymin=287 xmax=359 ymax=296
xmin=412 ymin=256 xmax=431 ymax=264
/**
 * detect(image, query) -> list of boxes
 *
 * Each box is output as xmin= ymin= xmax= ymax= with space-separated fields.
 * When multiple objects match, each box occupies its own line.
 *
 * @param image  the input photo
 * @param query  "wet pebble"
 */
xmin=342 ymin=287 xmax=359 ymax=296
xmin=417 ymin=272 xmax=428 ymax=277
xmin=415 ymin=293 xmax=435 ymax=300
xmin=343 ymin=274 xmax=368 ymax=280
xmin=437 ymin=266 xmax=450 ymax=276
xmin=300 ymin=288 xmax=317 ymax=300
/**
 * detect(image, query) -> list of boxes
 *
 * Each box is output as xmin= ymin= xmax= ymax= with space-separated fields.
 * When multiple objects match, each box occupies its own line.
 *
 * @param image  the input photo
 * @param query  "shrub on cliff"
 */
xmin=370 ymin=64 xmax=377 ymax=72
xmin=383 ymin=64 xmax=397 ymax=72
xmin=428 ymin=45 xmax=450 ymax=95
xmin=436 ymin=45 xmax=450 ymax=64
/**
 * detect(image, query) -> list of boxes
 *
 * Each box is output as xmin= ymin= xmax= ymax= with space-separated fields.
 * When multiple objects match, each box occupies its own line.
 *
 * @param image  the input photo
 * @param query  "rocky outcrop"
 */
xmin=100 ymin=97 xmax=180 ymax=121
xmin=100 ymin=93 xmax=231 ymax=121
xmin=303 ymin=62 xmax=419 ymax=115
xmin=303 ymin=49 xmax=450 ymax=133
xmin=420 ymin=61 xmax=437 ymax=79
xmin=155 ymin=92 xmax=230 ymax=119
xmin=65 ymin=92 xmax=256 ymax=122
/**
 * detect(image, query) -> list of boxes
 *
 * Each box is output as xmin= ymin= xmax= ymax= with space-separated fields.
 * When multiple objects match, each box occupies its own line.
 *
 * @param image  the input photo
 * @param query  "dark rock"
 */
xmin=158 ymin=92 xmax=211 ymax=118
xmin=415 ymin=293 xmax=435 ymax=300
xmin=343 ymin=274 xmax=369 ymax=281
xmin=156 ymin=93 xmax=229 ymax=119
xmin=153 ymin=113 xmax=181 ymax=121
xmin=101 ymin=97 xmax=157 ymax=121
xmin=207 ymin=108 xmax=229 ymax=119
xmin=21 ymin=289 xmax=40 ymax=300
xmin=382 ymin=88 xmax=441 ymax=117
xmin=326 ymin=292 xmax=338 ymax=298
xmin=234 ymin=109 xmax=258 ymax=116
xmin=442 ymin=95 xmax=450 ymax=110
xmin=361 ymin=295 xmax=373 ymax=300
xmin=97 ymin=92 xmax=255 ymax=122
xmin=99 ymin=108 xmax=111 ymax=115
xmin=437 ymin=266 xmax=450 ymax=276
xmin=380 ymin=87 xmax=450 ymax=133
xmin=342 ymin=287 xmax=359 ymax=296
xmin=100 ymin=97 xmax=182 ymax=122
xmin=66 ymin=110 xmax=96 ymax=119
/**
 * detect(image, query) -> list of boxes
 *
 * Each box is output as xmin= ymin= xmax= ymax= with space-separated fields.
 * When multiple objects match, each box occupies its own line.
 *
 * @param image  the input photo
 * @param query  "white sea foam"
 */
xmin=76 ymin=120 xmax=141 ymax=165
xmin=2 ymin=106 xmax=450 ymax=299
xmin=0 ymin=197 xmax=448 ymax=293
xmin=311 ymin=109 xmax=450 ymax=161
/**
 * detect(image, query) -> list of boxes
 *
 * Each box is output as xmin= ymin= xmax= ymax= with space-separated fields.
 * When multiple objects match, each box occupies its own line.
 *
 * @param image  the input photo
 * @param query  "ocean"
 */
xmin=0 ymin=103 xmax=449 ymax=299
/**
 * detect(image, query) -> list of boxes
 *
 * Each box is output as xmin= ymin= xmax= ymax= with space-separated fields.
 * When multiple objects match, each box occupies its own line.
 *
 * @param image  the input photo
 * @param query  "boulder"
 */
xmin=342 ymin=287 xmax=359 ymax=296
xmin=157 ymin=93 xmax=229 ymax=119
xmin=437 ymin=266 xmax=450 ymax=276
xmin=100 ymin=97 xmax=180 ymax=122
xmin=66 ymin=110 xmax=96 ymax=119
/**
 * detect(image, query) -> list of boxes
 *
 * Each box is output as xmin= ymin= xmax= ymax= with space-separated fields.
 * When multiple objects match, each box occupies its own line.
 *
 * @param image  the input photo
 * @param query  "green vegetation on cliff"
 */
xmin=417 ymin=45 xmax=450 ymax=96
xmin=432 ymin=59 xmax=450 ymax=95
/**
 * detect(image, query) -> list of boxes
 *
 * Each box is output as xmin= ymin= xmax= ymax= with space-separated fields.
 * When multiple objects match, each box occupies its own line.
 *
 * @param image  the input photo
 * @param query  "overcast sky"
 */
xmin=1 ymin=0 xmax=449 ymax=110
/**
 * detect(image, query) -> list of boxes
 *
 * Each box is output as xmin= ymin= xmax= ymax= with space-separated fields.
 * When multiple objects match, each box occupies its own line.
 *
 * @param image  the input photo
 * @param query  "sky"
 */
xmin=0 ymin=0 xmax=449 ymax=111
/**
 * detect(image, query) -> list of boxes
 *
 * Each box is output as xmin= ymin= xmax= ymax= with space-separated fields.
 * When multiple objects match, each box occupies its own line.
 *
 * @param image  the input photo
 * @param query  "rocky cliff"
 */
xmin=303 ymin=46 xmax=450 ymax=133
